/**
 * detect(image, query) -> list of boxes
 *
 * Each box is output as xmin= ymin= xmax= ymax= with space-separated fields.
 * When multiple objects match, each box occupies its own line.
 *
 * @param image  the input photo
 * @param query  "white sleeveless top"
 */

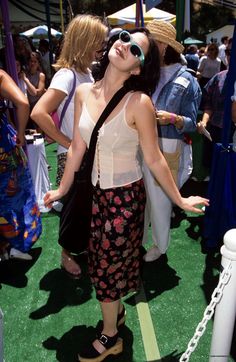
xmin=79 ymin=93 xmax=142 ymax=189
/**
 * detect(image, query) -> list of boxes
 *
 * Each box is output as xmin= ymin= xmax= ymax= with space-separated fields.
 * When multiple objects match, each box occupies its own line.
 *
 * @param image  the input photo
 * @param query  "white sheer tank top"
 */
xmin=79 ymin=93 xmax=142 ymax=189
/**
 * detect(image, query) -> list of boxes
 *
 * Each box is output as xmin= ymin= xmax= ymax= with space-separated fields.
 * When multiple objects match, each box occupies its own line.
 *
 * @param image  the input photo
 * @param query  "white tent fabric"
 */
xmin=20 ymin=25 xmax=62 ymax=38
xmin=107 ymin=3 xmax=175 ymax=26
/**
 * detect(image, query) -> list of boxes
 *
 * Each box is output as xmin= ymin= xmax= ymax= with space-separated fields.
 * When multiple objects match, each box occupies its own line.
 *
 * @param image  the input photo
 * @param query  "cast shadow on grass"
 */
xmin=30 ymin=253 xmax=93 ymax=319
xmin=148 ymin=349 xmax=183 ymax=361
xmin=43 ymin=325 xmax=134 ymax=362
xmin=125 ymin=252 xmax=180 ymax=305
xmin=0 ymin=246 xmax=42 ymax=288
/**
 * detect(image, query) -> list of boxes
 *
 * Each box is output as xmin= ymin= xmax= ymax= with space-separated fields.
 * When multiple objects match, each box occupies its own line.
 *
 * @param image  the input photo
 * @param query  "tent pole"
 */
xmin=44 ymin=0 xmax=54 ymax=78
xmin=139 ymin=0 xmax=144 ymax=27
xmin=136 ymin=0 xmax=140 ymax=27
xmin=59 ymin=0 xmax=65 ymax=34
xmin=176 ymin=0 xmax=185 ymax=43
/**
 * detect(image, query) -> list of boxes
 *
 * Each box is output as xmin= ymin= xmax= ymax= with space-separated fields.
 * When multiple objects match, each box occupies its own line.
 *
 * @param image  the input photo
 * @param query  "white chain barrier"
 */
xmin=179 ymin=261 xmax=232 ymax=362
xmin=209 ymin=229 xmax=236 ymax=361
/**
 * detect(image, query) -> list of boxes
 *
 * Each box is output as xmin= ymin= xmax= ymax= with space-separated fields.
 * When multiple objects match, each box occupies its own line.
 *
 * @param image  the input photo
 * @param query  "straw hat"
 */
xmin=147 ymin=20 xmax=184 ymax=54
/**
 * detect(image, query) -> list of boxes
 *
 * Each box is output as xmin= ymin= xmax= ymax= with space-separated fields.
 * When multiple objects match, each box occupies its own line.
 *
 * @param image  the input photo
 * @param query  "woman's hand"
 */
xmin=197 ymin=121 xmax=207 ymax=134
xmin=16 ymin=131 xmax=25 ymax=147
xmin=179 ymin=196 xmax=209 ymax=213
xmin=44 ymin=189 xmax=63 ymax=209
xmin=156 ymin=110 xmax=173 ymax=125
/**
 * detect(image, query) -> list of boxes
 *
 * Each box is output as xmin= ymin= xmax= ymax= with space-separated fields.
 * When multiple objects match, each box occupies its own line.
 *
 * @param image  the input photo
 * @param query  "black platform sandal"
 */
xmin=78 ymin=332 xmax=123 ymax=362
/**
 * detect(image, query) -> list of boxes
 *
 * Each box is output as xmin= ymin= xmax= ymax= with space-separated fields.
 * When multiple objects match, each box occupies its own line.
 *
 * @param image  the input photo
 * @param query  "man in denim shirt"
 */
xmin=142 ymin=20 xmax=202 ymax=262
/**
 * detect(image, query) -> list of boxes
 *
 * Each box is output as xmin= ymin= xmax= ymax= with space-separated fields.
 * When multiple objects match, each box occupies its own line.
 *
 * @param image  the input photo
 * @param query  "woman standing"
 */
xmin=0 ymin=69 xmax=42 ymax=260
xmin=197 ymin=43 xmax=221 ymax=90
xmin=23 ymin=51 xmax=46 ymax=128
xmin=142 ymin=20 xmax=202 ymax=262
xmin=31 ymin=15 xmax=108 ymax=278
xmin=43 ymin=28 xmax=208 ymax=361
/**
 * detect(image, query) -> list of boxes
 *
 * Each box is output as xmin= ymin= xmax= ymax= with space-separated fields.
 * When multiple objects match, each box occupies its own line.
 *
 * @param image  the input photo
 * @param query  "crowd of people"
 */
xmin=0 ymin=13 xmax=235 ymax=361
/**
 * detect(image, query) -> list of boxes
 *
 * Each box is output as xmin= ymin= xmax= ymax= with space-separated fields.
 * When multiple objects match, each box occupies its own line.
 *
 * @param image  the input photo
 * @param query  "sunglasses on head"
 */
xmin=119 ymin=30 xmax=145 ymax=67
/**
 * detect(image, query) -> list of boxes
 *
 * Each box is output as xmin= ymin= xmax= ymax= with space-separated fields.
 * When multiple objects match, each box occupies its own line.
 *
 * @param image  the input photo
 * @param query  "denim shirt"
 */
xmin=155 ymin=66 xmax=202 ymax=140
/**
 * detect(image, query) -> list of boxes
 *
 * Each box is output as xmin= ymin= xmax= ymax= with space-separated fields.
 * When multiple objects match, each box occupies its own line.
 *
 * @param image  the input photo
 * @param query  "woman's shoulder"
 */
xmin=53 ymin=67 xmax=75 ymax=79
xmin=127 ymin=91 xmax=153 ymax=114
xmin=75 ymin=82 xmax=93 ymax=102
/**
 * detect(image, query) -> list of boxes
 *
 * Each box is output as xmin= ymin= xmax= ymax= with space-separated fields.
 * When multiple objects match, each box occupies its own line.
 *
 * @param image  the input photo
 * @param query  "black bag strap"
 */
xmin=85 ymin=86 xmax=129 ymax=176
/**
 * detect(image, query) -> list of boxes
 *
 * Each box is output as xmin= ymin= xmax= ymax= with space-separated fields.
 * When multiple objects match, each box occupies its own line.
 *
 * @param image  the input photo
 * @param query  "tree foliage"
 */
xmin=70 ymin=0 xmax=235 ymax=41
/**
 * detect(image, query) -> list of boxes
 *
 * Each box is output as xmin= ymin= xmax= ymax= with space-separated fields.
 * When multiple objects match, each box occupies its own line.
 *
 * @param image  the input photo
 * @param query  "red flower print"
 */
xmin=92 ymin=204 xmax=99 ymax=214
xmin=125 ymin=195 xmax=131 ymax=202
xmin=100 ymin=259 xmax=109 ymax=268
xmin=99 ymin=281 xmax=107 ymax=289
xmin=114 ymin=216 xmax=124 ymax=233
xmin=110 ymin=207 xmax=117 ymax=213
xmin=97 ymin=269 xmax=104 ymax=277
xmin=107 ymin=265 xmax=116 ymax=274
xmin=100 ymin=196 xmax=107 ymax=204
xmin=115 ymin=272 xmax=122 ymax=280
xmin=98 ymin=249 xmax=104 ymax=256
xmin=114 ymin=196 xmax=122 ymax=205
xmin=115 ymin=237 xmax=125 ymax=246
xmin=106 ymin=191 xmax=114 ymax=199
xmin=124 ymin=210 xmax=132 ymax=218
xmin=110 ymin=291 xmax=116 ymax=299
xmin=102 ymin=239 xmax=110 ymax=250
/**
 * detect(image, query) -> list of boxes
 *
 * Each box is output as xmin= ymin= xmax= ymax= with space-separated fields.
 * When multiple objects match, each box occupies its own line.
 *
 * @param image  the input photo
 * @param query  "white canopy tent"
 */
xmin=107 ymin=3 xmax=175 ymax=28
xmin=20 ymin=25 xmax=62 ymax=38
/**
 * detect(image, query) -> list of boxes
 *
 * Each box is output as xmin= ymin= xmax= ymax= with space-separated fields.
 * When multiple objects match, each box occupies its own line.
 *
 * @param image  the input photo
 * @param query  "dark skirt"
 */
xmin=88 ymin=179 xmax=146 ymax=302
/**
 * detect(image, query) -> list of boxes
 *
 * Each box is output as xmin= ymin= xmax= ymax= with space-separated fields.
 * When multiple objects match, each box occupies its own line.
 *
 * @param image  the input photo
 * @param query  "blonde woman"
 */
xmin=31 ymin=14 xmax=108 ymax=278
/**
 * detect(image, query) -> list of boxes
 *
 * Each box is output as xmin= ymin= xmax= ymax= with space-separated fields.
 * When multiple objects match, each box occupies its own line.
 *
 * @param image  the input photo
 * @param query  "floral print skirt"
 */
xmin=88 ymin=179 xmax=146 ymax=302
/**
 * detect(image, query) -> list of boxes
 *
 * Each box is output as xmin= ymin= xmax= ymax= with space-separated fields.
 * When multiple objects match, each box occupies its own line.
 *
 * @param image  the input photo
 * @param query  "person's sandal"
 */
xmin=61 ymin=252 xmax=81 ymax=279
xmin=78 ymin=332 xmax=123 ymax=362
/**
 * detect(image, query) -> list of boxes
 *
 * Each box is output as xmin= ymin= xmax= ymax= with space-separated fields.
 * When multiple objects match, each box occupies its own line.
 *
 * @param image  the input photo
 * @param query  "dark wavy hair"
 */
xmin=93 ymin=28 xmax=160 ymax=96
xmin=164 ymin=46 xmax=181 ymax=65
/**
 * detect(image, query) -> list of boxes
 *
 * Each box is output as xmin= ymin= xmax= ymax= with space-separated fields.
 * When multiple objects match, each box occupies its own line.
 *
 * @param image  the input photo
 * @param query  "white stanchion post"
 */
xmin=209 ymin=229 xmax=236 ymax=362
xmin=0 ymin=308 xmax=3 ymax=362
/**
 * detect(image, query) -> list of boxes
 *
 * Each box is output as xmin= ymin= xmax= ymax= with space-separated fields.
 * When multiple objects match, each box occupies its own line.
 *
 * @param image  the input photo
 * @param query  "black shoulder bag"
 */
xmin=58 ymin=87 xmax=128 ymax=254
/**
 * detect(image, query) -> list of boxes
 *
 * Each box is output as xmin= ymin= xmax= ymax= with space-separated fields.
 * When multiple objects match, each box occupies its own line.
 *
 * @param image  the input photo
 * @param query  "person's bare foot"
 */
xmin=61 ymin=249 xmax=81 ymax=279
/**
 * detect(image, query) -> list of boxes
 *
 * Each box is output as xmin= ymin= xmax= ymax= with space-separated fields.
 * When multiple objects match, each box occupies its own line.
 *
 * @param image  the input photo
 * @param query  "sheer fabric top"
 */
xmin=79 ymin=93 xmax=142 ymax=189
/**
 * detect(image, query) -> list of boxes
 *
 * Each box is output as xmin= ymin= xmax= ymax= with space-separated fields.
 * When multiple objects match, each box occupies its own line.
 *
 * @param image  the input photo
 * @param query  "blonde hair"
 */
xmin=53 ymin=14 xmax=107 ymax=73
